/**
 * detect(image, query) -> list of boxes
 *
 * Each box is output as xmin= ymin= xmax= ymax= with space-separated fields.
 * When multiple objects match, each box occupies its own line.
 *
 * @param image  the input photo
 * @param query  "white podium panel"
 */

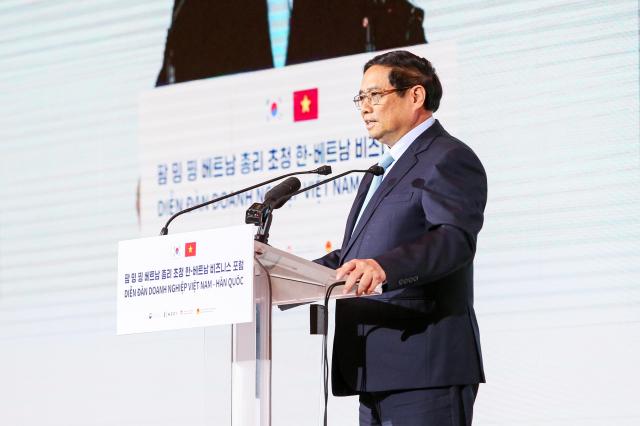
xmin=117 ymin=225 xmax=255 ymax=334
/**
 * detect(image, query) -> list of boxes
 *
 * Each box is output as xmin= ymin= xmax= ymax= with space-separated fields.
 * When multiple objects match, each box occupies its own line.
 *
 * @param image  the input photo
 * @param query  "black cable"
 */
xmin=322 ymin=281 xmax=344 ymax=426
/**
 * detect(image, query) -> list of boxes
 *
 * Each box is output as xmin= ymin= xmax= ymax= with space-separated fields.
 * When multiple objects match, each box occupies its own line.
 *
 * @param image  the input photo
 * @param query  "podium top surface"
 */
xmin=253 ymin=242 xmax=336 ymax=305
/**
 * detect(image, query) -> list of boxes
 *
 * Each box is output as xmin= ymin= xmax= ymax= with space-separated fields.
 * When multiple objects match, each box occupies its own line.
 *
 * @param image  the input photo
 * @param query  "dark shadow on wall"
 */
xmin=155 ymin=0 xmax=427 ymax=86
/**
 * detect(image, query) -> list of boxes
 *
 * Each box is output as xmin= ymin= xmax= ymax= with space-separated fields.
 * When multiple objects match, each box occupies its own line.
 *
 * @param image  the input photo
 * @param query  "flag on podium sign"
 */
xmin=185 ymin=242 xmax=196 ymax=257
xmin=293 ymin=88 xmax=318 ymax=121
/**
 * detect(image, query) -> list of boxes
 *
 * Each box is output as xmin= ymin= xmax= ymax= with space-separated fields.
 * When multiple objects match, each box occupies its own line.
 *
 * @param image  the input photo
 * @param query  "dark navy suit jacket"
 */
xmin=315 ymin=120 xmax=487 ymax=395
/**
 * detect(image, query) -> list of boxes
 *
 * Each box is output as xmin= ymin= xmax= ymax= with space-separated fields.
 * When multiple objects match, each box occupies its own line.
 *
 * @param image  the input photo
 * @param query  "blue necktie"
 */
xmin=352 ymin=151 xmax=395 ymax=232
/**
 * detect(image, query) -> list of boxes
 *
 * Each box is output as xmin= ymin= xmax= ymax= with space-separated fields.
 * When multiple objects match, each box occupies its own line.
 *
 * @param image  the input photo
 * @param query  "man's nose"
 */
xmin=360 ymin=100 xmax=373 ymax=116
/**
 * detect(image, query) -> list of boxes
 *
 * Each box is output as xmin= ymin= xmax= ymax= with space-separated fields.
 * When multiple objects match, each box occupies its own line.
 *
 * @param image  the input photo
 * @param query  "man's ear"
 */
xmin=411 ymin=86 xmax=427 ymax=110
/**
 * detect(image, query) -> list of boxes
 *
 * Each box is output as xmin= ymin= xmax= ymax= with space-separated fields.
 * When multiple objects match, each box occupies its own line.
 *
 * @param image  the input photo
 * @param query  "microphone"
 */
xmin=245 ymin=177 xmax=301 ymax=227
xmin=264 ymin=177 xmax=302 ymax=209
xmin=159 ymin=165 xmax=331 ymax=235
xmin=245 ymin=164 xmax=383 ymax=227
xmin=246 ymin=164 xmax=381 ymax=244
xmin=273 ymin=164 xmax=384 ymax=208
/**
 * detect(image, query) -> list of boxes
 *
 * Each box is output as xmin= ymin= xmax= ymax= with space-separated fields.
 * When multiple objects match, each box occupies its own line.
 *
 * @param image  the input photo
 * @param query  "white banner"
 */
xmin=117 ymin=225 xmax=254 ymax=334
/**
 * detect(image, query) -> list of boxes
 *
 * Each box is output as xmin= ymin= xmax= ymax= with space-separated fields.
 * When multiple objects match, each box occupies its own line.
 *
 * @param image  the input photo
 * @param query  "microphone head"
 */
xmin=281 ymin=176 xmax=302 ymax=192
xmin=368 ymin=165 xmax=385 ymax=176
xmin=315 ymin=165 xmax=332 ymax=175
xmin=264 ymin=177 xmax=301 ymax=209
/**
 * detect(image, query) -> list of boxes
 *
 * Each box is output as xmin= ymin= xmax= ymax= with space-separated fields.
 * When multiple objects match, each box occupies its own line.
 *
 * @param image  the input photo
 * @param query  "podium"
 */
xmin=232 ymin=241 xmax=341 ymax=426
xmin=117 ymin=226 xmax=376 ymax=425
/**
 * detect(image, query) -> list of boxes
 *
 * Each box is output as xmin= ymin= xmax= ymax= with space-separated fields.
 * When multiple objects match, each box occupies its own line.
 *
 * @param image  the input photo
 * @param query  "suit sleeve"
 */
xmin=313 ymin=249 xmax=341 ymax=270
xmin=374 ymin=144 xmax=487 ymax=291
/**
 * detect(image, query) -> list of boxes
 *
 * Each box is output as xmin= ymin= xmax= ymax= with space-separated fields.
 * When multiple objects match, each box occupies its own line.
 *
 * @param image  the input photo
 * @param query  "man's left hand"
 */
xmin=336 ymin=259 xmax=386 ymax=296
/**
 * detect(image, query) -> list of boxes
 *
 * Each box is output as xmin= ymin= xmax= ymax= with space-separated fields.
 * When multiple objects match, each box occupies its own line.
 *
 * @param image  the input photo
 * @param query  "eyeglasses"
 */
xmin=352 ymin=87 xmax=410 ymax=110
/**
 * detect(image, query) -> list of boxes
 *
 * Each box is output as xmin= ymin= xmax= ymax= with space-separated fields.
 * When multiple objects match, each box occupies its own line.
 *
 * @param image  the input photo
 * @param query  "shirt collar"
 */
xmin=387 ymin=116 xmax=435 ymax=161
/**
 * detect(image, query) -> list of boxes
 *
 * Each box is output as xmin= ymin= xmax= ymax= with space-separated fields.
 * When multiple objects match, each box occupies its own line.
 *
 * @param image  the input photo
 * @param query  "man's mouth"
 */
xmin=364 ymin=119 xmax=376 ymax=130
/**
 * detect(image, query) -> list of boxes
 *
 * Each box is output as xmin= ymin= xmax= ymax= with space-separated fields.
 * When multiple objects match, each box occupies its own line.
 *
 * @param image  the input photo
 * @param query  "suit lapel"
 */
xmin=340 ymin=120 xmax=445 ymax=262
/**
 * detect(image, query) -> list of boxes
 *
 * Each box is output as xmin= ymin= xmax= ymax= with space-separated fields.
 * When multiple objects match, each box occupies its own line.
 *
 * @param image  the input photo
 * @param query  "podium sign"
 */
xmin=117 ymin=225 xmax=254 ymax=334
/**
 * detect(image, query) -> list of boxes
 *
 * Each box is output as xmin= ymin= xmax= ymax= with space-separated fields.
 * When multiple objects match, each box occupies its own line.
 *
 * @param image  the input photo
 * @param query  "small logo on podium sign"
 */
xmin=185 ymin=242 xmax=196 ymax=257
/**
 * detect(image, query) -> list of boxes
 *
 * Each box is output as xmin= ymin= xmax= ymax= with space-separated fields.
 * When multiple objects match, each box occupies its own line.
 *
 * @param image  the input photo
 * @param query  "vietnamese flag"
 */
xmin=293 ymin=88 xmax=318 ymax=122
xmin=185 ymin=242 xmax=196 ymax=257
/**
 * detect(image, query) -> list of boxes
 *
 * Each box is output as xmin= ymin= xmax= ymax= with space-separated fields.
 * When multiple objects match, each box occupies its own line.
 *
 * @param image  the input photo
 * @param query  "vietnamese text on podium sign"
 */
xmin=117 ymin=225 xmax=254 ymax=334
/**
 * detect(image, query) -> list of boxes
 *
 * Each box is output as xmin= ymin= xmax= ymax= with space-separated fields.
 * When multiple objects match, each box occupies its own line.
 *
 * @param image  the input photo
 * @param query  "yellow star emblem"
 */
xmin=301 ymin=95 xmax=312 ymax=113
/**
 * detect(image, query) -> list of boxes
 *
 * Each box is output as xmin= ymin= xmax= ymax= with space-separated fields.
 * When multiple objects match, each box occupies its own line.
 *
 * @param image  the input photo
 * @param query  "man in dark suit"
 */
xmin=315 ymin=50 xmax=487 ymax=425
